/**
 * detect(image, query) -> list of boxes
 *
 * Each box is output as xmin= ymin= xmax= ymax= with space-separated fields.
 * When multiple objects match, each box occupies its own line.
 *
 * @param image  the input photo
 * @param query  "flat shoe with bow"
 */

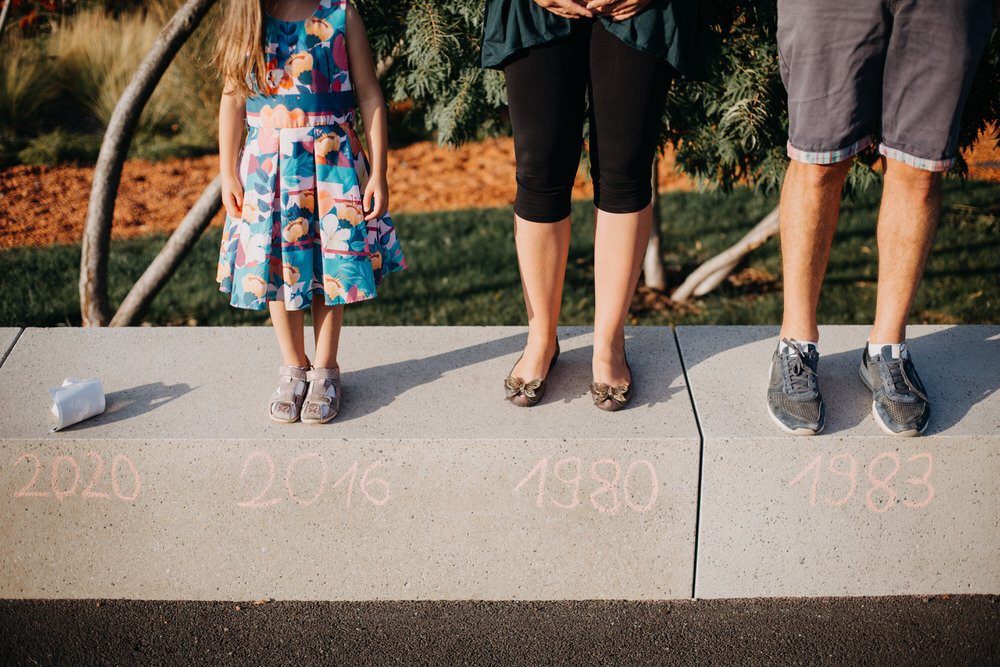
xmin=590 ymin=353 xmax=633 ymax=412
xmin=505 ymin=342 xmax=560 ymax=408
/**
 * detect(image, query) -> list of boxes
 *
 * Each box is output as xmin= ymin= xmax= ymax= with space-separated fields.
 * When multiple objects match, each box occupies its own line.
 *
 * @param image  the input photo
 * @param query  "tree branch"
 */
xmin=670 ymin=205 xmax=779 ymax=302
xmin=0 ymin=0 xmax=13 ymax=41
xmin=642 ymin=159 xmax=666 ymax=291
xmin=109 ymin=176 xmax=222 ymax=326
xmin=79 ymin=0 xmax=217 ymax=326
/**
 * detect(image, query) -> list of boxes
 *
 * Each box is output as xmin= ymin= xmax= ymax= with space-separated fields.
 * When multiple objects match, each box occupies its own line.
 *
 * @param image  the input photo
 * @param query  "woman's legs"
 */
xmin=504 ymin=27 xmax=588 ymax=380
xmin=503 ymin=21 xmax=670 ymax=387
xmin=512 ymin=214 xmax=571 ymax=379
xmin=588 ymin=21 xmax=672 ymax=386
xmin=592 ymin=206 xmax=653 ymax=385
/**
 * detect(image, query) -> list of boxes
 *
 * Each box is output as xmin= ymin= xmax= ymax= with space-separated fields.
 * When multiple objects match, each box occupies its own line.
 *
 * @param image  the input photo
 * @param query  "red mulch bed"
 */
xmin=2 ymin=135 xmax=997 ymax=250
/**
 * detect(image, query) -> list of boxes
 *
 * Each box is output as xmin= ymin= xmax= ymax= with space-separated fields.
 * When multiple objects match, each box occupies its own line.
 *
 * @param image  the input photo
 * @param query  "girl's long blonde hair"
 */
xmin=214 ymin=0 xmax=268 ymax=97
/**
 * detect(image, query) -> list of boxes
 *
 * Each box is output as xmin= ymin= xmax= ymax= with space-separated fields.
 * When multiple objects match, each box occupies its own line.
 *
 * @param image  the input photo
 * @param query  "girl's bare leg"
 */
xmin=312 ymin=296 xmax=344 ymax=369
xmin=269 ymin=301 xmax=309 ymax=367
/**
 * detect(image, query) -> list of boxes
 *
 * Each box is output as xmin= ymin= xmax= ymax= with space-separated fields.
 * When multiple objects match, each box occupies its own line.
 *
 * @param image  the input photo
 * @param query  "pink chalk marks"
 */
xmin=237 ymin=451 xmax=390 ymax=508
xmin=515 ymin=457 xmax=659 ymax=514
xmin=13 ymin=452 xmax=140 ymax=502
xmin=789 ymin=451 xmax=934 ymax=513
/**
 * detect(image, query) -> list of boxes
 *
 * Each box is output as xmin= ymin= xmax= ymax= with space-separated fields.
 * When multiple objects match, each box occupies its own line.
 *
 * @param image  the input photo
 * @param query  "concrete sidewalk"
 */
xmin=0 ymin=325 xmax=997 ymax=600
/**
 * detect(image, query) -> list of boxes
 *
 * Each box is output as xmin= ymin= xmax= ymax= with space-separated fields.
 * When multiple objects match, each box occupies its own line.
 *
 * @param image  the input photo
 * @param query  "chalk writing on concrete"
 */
xmin=237 ymin=451 xmax=390 ymax=508
xmin=514 ymin=457 xmax=658 ymax=513
xmin=789 ymin=452 xmax=934 ymax=512
xmin=12 ymin=452 xmax=140 ymax=502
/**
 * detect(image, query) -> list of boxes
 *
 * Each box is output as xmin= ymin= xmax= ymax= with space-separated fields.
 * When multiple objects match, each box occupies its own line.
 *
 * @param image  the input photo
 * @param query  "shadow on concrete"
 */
xmin=544 ymin=331 xmax=687 ymax=409
xmin=335 ymin=333 xmax=527 ymax=422
xmin=59 ymin=382 xmax=196 ymax=432
xmin=819 ymin=326 xmax=999 ymax=436
xmin=680 ymin=325 xmax=999 ymax=437
xmin=677 ymin=326 xmax=776 ymax=369
xmin=336 ymin=329 xmax=686 ymax=422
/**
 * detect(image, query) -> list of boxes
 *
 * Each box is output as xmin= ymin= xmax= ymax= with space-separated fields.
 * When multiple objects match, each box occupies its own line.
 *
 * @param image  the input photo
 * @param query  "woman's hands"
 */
xmin=533 ymin=0 xmax=652 ymax=21
xmin=532 ymin=0 xmax=592 ymax=19
xmin=586 ymin=0 xmax=652 ymax=21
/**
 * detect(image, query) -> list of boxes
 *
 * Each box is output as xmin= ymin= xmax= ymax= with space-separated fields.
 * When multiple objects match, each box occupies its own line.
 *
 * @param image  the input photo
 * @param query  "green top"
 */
xmin=480 ymin=0 xmax=709 ymax=79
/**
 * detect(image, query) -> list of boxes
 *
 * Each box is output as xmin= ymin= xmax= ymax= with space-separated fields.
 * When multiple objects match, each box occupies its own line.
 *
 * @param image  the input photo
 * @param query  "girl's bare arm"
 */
xmin=219 ymin=92 xmax=246 ymax=218
xmin=345 ymin=1 xmax=389 ymax=220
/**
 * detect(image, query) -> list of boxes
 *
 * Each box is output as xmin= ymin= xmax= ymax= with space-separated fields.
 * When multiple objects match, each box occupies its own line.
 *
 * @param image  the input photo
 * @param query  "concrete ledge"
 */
xmin=0 ymin=327 xmax=699 ymax=600
xmin=680 ymin=325 xmax=1000 ymax=598
xmin=2 ymin=325 xmax=997 ymax=601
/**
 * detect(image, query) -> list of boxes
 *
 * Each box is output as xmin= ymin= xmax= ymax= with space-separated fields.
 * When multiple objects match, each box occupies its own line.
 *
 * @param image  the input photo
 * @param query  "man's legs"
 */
xmin=856 ymin=0 xmax=991 ymax=436
xmin=854 ymin=157 xmax=940 ymax=437
xmin=766 ymin=158 xmax=850 ymax=435
xmin=869 ymin=158 xmax=942 ymax=344
xmin=777 ymin=159 xmax=851 ymax=344
xmin=770 ymin=0 xmax=885 ymax=435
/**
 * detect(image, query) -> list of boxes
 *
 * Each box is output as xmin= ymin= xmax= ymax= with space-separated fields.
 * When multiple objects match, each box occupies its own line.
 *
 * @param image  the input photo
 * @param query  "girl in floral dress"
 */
xmin=215 ymin=0 xmax=405 ymax=424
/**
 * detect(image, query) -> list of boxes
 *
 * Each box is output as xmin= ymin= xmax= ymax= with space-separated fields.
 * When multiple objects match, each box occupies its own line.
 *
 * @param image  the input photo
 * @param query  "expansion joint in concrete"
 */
xmin=0 ymin=328 xmax=23 ymax=369
xmin=672 ymin=325 xmax=707 ymax=599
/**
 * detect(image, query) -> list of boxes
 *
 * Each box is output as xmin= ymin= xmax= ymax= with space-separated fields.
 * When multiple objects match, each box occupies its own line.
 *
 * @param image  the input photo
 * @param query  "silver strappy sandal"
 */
xmin=302 ymin=367 xmax=341 ymax=424
xmin=269 ymin=365 xmax=309 ymax=423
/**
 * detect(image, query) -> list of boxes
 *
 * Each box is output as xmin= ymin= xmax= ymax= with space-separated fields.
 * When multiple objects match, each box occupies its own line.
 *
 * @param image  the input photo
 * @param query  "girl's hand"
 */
xmin=218 ymin=91 xmax=246 ymax=218
xmin=363 ymin=175 xmax=388 ymax=221
xmin=586 ymin=0 xmax=651 ymax=21
xmin=221 ymin=172 xmax=244 ymax=219
xmin=345 ymin=2 xmax=390 ymax=222
xmin=533 ymin=0 xmax=593 ymax=19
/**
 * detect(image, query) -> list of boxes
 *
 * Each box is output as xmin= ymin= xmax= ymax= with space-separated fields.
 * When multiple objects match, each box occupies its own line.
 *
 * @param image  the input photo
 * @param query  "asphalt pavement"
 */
xmin=2 ymin=596 xmax=997 ymax=665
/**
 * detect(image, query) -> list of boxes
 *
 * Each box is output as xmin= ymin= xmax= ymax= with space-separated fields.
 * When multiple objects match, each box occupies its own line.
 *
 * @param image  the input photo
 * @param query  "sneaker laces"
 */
xmin=781 ymin=338 xmax=817 ymax=395
xmin=881 ymin=356 xmax=929 ymax=403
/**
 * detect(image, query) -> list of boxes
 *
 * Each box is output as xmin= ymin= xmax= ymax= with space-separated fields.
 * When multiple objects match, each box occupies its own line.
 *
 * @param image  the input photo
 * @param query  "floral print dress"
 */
xmin=217 ymin=0 xmax=406 ymax=310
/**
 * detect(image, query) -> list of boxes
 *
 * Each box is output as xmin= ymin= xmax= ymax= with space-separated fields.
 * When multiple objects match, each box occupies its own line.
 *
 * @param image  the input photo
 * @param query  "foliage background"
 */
xmin=360 ymin=1 xmax=999 ymax=196
xmin=1 ymin=0 xmax=221 ymax=167
xmin=1 ymin=0 xmax=997 ymax=328
xmin=4 ymin=0 xmax=998 ymax=182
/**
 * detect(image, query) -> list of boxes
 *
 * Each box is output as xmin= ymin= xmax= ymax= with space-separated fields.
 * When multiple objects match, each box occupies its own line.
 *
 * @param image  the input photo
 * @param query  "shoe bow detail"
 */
xmin=590 ymin=381 xmax=630 ymax=405
xmin=505 ymin=376 xmax=543 ymax=399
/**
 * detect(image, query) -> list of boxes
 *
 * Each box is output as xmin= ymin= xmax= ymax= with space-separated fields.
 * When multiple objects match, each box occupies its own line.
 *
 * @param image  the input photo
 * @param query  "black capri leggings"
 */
xmin=503 ymin=18 xmax=673 ymax=223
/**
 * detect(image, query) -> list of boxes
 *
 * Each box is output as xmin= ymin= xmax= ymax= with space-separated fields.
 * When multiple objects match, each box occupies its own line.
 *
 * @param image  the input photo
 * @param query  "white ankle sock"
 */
xmin=780 ymin=339 xmax=817 ymax=354
xmin=868 ymin=340 xmax=908 ymax=359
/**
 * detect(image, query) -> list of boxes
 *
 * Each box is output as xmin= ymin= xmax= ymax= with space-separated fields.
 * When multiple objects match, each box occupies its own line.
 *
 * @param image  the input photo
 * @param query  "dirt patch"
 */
xmin=0 ymin=138 xmax=690 ymax=249
xmin=2 ymin=135 xmax=998 ymax=250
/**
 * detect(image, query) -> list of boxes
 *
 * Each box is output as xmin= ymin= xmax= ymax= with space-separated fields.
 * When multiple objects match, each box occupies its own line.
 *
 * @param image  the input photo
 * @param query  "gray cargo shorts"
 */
xmin=777 ymin=0 xmax=993 ymax=172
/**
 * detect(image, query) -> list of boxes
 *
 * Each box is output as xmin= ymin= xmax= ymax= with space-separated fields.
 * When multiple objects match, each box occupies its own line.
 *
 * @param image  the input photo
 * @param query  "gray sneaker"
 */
xmin=766 ymin=339 xmax=824 ymax=435
xmin=859 ymin=345 xmax=930 ymax=436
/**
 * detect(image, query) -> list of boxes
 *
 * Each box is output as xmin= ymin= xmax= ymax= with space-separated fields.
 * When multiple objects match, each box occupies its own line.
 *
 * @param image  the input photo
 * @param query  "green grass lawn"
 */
xmin=2 ymin=180 xmax=998 ymax=328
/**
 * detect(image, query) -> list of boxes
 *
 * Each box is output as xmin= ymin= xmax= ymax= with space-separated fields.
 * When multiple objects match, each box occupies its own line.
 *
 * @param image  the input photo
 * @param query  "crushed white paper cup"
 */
xmin=49 ymin=377 xmax=105 ymax=432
